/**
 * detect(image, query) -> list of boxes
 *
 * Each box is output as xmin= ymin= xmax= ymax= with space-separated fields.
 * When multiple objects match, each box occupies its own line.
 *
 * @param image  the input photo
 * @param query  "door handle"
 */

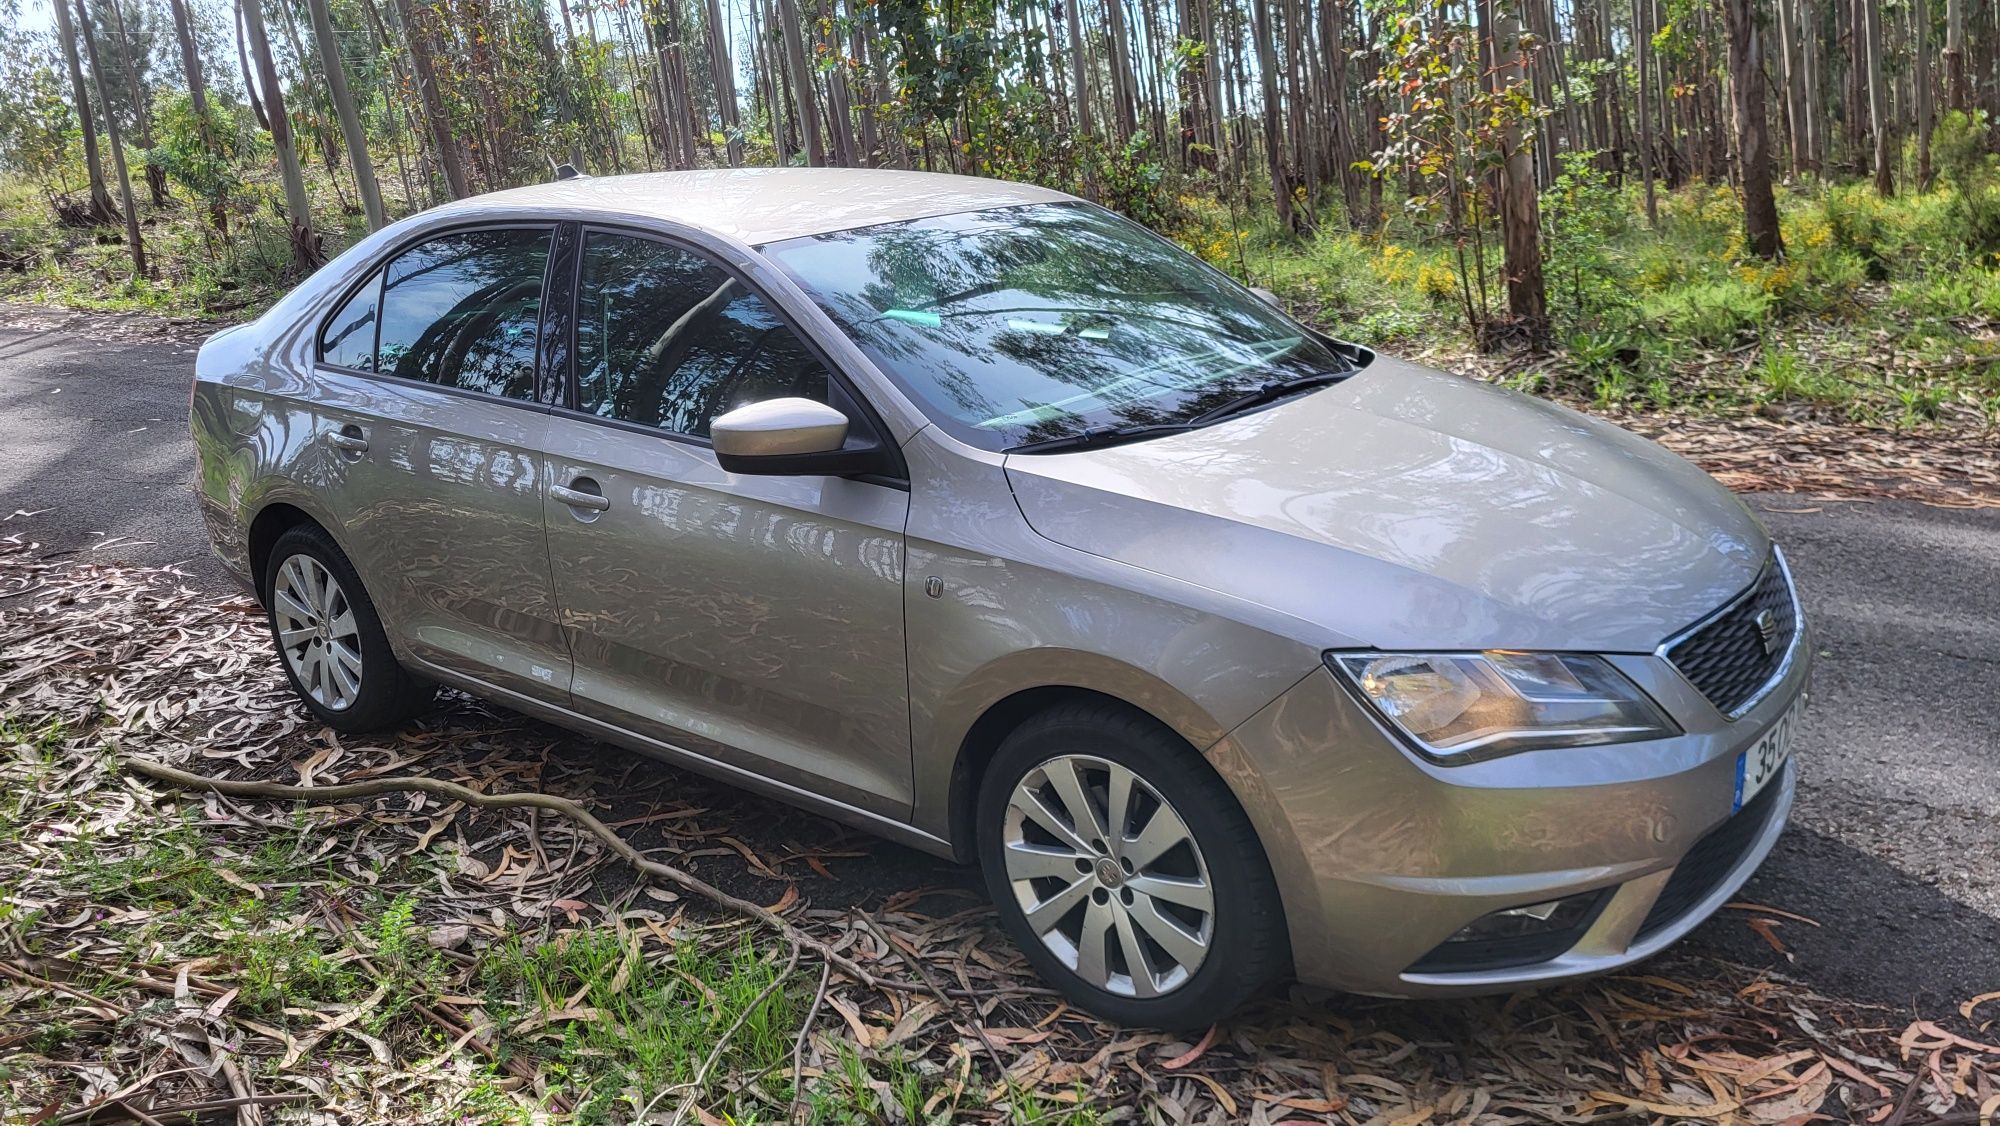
xmin=551 ymin=482 xmax=610 ymax=512
xmin=324 ymin=427 xmax=369 ymax=453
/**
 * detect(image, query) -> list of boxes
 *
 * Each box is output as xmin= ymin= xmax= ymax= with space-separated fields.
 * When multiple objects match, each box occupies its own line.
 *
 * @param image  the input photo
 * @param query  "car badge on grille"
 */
xmin=1754 ymin=608 xmax=1781 ymax=655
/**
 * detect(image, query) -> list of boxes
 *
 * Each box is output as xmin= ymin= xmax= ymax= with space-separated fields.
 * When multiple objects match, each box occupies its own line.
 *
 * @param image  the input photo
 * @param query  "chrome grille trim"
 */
xmin=1657 ymin=547 xmax=1803 ymax=720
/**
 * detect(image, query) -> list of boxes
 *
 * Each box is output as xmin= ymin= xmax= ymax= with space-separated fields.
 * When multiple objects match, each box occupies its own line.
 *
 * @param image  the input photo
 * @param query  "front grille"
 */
xmin=1665 ymin=557 xmax=1797 ymax=717
xmin=1635 ymin=778 xmax=1784 ymax=940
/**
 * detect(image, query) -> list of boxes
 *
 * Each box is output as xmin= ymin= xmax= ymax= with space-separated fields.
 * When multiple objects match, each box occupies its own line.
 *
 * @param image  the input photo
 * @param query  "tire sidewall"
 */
xmin=975 ymin=708 xmax=1282 ymax=1028
xmin=261 ymin=526 xmax=417 ymax=732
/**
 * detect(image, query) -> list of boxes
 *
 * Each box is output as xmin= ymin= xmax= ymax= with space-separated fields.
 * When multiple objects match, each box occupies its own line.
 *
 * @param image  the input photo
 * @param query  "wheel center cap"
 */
xmin=1094 ymin=857 xmax=1124 ymax=887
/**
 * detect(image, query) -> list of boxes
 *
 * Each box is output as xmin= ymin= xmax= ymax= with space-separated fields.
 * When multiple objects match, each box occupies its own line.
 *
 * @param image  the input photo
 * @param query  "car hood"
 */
xmin=1003 ymin=357 xmax=1768 ymax=652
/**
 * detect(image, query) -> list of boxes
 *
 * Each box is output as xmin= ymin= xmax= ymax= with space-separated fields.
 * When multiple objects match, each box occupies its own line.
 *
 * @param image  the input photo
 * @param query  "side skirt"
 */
xmin=404 ymin=656 xmax=959 ymax=861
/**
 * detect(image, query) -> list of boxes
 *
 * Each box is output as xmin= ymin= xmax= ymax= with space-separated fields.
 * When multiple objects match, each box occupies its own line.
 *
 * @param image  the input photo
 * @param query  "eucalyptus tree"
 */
xmin=307 ymin=0 xmax=386 ymax=228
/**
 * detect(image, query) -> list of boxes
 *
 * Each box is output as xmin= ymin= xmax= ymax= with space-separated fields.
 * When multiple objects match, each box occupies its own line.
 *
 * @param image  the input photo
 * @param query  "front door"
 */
xmin=310 ymin=225 xmax=570 ymax=702
xmin=539 ymin=228 xmax=913 ymax=816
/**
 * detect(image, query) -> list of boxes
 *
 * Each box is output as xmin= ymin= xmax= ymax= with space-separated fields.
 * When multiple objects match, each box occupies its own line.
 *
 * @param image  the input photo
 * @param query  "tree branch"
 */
xmin=121 ymin=755 xmax=912 ymax=995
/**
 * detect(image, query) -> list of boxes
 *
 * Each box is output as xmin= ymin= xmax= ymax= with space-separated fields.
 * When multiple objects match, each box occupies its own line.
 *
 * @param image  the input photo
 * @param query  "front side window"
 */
xmin=574 ymin=231 xmax=829 ymax=438
xmin=762 ymin=202 xmax=1353 ymax=450
xmin=376 ymin=228 xmax=551 ymax=400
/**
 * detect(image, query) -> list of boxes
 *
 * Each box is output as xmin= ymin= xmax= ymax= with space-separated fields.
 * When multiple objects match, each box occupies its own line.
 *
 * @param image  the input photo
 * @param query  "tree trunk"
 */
xmin=1104 ymin=0 xmax=1140 ymax=142
xmin=1723 ymin=0 xmax=1783 ymax=257
xmin=1632 ymin=0 xmax=1657 ymax=224
xmin=1249 ymin=0 xmax=1295 ymax=232
xmin=1492 ymin=2 xmax=1548 ymax=343
xmin=101 ymin=0 xmax=167 ymax=206
xmin=1916 ymin=0 xmax=1932 ymax=186
xmin=393 ymin=0 xmax=469 ymax=198
xmin=1774 ymin=0 xmax=1807 ymax=175
xmin=1863 ymin=0 xmax=1893 ymax=194
xmin=778 ymin=0 xmax=824 ymax=165
xmin=166 ymin=0 xmax=227 ymax=228
xmin=241 ymin=0 xmax=322 ymax=270
xmin=1944 ymin=0 xmax=1967 ymax=112
xmin=74 ymin=0 xmax=146 ymax=277
xmin=1064 ymin=0 xmax=1093 ymax=138
xmin=705 ymin=0 xmax=743 ymax=164
xmin=307 ymin=0 xmax=387 ymax=228
xmin=49 ymin=0 xmax=118 ymax=223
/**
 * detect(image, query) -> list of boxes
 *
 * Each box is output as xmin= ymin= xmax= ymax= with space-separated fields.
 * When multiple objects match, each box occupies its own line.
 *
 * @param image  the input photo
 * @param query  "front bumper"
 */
xmin=1205 ymin=634 xmax=1810 ymax=997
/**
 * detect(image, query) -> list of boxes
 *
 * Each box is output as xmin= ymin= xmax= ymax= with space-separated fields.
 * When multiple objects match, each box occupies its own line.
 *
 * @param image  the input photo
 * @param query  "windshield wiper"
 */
xmin=1005 ymin=422 xmax=1193 ymax=454
xmin=1185 ymin=371 xmax=1351 ymax=427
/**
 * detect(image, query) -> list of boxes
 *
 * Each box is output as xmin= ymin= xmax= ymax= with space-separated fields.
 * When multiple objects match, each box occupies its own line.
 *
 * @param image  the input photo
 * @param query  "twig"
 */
xmin=788 ymin=961 xmax=833 ymax=1125
xmin=111 ymin=1104 xmax=164 ymax=1126
xmin=123 ymin=755 xmax=917 ymax=995
xmin=0 ymin=960 xmax=133 ymax=1015
xmin=58 ymin=1094 xmax=307 ymax=1125
xmin=216 ymin=1055 xmax=261 ymax=1126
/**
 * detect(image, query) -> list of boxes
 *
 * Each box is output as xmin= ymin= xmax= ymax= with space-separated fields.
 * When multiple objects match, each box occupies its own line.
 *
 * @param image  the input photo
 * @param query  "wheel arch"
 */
xmin=933 ymin=657 xmax=1251 ymax=864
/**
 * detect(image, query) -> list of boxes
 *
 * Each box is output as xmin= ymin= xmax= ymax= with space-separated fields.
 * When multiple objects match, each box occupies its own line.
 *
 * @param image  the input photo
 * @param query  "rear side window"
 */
xmin=319 ymin=271 xmax=381 ymax=371
xmin=574 ymin=231 xmax=829 ymax=438
xmin=376 ymin=228 xmax=551 ymax=400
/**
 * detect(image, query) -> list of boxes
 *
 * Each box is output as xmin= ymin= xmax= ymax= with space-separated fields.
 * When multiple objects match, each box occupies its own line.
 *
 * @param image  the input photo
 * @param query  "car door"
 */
xmin=309 ymin=224 xmax=571 ymax=703
xmin=539 ymin=226 xmax=913 ymax=817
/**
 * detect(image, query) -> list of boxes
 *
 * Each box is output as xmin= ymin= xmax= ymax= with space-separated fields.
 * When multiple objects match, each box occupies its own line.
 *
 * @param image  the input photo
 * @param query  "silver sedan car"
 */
xmin=192 ymin=168 xmax=1807 ymax=1028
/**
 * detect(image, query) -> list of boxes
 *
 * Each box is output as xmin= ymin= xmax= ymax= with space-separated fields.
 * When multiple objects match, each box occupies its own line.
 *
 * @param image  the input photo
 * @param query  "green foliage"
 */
xmin=1639 ymin=276 xmax=1772 ymax=347
xmin=1933 ymin=110 xmax=1997 ymax=190
xmin=1365 ymin=6 xmax=1549 ymax=333
xmin=147 ymin=92 xmax=244 ymax=205
xmin=1084 ymin=132 xmax=1182 ymax=232
xmin=1542 ymin=151 xmax=1638 ymax=332
xmin=0 ymin=37 xmax=71 ymax=185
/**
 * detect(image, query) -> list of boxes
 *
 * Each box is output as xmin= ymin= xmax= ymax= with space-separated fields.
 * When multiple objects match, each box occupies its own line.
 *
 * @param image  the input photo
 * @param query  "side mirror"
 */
xmin=710 ymin=397 xmax=895 ymax=478
xmin=1249 ymin=286 xmax=1281 ymax=307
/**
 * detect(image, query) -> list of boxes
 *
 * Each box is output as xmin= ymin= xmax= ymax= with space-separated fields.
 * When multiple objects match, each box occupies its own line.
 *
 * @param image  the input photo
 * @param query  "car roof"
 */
xmin=438 ymin=167 xmax=1080 ymax=245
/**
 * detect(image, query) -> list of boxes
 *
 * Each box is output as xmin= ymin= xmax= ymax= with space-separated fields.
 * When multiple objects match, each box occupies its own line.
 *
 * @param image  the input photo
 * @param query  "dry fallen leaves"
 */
xmin=3 ymin=538 xmax=1998 ymax=1124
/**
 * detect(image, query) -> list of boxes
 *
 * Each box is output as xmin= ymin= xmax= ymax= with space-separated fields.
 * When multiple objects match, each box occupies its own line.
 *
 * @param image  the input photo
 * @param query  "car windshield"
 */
xmin=761 ymin=202 xmax=1354 ymax=451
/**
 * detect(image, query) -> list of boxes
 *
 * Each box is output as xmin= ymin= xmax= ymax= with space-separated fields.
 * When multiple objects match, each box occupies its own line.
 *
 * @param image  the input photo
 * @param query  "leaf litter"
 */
xmin=2 ymin=535 xmax=1998 ymax=1124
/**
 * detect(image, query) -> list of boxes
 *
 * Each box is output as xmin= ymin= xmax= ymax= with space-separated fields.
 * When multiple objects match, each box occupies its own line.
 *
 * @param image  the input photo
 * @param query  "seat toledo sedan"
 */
xmin=192 ymin=168 xmax=1807 ymax=1028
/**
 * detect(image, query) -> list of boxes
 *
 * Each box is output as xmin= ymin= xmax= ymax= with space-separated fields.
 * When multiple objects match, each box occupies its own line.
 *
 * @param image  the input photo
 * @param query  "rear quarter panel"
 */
xmin=191 ymin=319 xmax=333 ymax=596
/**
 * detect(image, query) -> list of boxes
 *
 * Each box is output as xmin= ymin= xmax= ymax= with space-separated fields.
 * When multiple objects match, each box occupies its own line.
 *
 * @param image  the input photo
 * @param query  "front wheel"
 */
xmin=262 ymin=524 xmax=432 ymax=732
xmin=975 ymin=701 xmax=1288 ymax=1028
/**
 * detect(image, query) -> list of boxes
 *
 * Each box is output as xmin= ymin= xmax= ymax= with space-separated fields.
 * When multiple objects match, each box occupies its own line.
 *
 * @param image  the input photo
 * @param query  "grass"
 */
xmin=0 ymin=709 xmax=1116 ymax=1123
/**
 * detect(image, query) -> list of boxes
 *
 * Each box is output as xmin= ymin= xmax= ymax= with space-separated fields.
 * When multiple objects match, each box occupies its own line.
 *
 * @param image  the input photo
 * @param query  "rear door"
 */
xmin=539 ymin=227 xmax=913 ymax=816
xmin=310 ymin=224 xmax=571 ymax=702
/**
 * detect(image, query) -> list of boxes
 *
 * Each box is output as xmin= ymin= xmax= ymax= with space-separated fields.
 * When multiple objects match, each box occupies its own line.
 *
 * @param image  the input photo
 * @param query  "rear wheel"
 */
xmin=976 ymin=700 xmax=1287 ymax=1028
xmin=262 ymin=524 xmax=432 ymax=732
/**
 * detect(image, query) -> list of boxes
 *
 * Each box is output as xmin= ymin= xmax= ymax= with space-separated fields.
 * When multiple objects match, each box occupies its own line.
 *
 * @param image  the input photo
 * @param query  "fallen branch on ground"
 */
xmin=121 ymin=755 xmax=918 ymax=998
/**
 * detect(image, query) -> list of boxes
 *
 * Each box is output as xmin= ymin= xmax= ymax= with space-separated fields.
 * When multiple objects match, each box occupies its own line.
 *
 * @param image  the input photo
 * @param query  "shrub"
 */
xmin=1640 ymin=276 xmax=1773 ymax=346
xmin=1933 ymin=110 xmax=1996 ymax=190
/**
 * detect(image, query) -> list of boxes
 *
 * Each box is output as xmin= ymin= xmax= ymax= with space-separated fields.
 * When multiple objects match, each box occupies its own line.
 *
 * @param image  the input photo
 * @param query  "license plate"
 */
xmin=1733 ymin=702 xmax=1798 ymax=812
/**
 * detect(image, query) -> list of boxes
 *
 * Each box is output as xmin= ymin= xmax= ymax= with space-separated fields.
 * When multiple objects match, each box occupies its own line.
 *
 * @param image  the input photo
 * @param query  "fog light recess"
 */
xmin=1405 ymin=889 xmax=1611 ymax=974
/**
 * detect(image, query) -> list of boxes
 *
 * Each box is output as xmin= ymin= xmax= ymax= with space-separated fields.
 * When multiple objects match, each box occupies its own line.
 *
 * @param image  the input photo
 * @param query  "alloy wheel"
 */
xmin=272 ymin=553 xmax=364 ymax=711
xmin=1000 ymin=754 xmax=1216 ymax=997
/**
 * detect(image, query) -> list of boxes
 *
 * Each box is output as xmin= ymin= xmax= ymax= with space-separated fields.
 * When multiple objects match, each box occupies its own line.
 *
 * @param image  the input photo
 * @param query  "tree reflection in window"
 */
xmin=764 ymin=202 xmax=1350 ymax=449
xmin=576 ymin=233 xmax=829 ymax=438
xmin=319 ymin=271 xmax=381 ymax=371
xmin=377 ymin=229 xmax=550 ymax=400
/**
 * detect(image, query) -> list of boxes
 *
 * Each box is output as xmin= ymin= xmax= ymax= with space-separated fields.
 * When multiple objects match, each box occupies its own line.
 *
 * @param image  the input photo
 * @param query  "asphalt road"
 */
xmin=3 ymin=316 xmax=1996 ymax=1013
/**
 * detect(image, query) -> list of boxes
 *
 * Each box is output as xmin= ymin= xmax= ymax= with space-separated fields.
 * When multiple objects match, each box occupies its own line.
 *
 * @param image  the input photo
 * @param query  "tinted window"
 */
xmin=377 ymin=228 xmax=550 ymax=400
xmin=763 ymin=202 xmax=1352 ymax=450
xmin=575 ymin=232 xmax=829 ymax=438
xmin=320 ymin=271 xmax=381 ymax=371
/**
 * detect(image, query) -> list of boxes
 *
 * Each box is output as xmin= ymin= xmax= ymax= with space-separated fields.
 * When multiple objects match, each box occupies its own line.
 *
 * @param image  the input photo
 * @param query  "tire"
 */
xmin=975 ymin=700 xmax=1288 ymax=1028
xmin=261 ymin=523 xmax=433 ymax=733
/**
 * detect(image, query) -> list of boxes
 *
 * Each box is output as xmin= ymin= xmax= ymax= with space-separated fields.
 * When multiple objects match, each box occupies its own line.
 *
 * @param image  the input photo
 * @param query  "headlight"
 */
xmin=1328 ymin=650 xmax=1679 ymax=762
